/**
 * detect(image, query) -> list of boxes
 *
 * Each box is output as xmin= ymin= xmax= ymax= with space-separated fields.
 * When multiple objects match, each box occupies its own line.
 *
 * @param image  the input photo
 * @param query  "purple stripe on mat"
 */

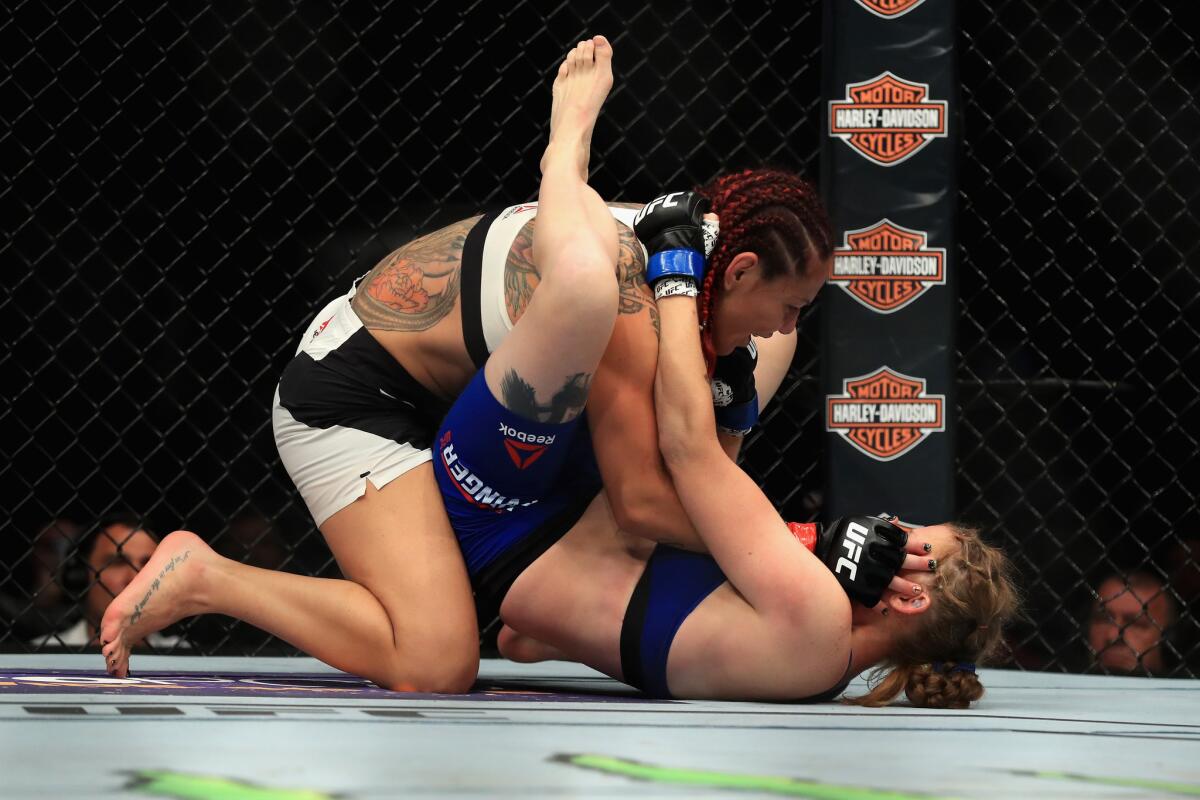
xmin=0 ymin=670 xmax=665 ymax=703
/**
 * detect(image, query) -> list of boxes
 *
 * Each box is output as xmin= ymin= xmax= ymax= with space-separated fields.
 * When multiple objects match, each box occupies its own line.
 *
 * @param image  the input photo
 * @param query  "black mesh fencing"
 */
xmin=957 ymin=1 xmax=1198 ymax=676
xmin=1 ymin=2 xmax=825 ymax=655
xmin=2 ymin=2 xmax=1196 ymax=677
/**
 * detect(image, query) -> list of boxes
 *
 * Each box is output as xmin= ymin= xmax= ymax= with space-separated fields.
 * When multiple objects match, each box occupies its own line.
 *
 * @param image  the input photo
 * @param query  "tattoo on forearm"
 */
xmin=351 ymin=216 xmax=480 ymax=331
xmin=129 ymin=550 xmax=190 ymax=625
xmin=500 ymin=369 xmax=593 ymax=424
xmin=504 ymin=221 xmax=540 ymax=323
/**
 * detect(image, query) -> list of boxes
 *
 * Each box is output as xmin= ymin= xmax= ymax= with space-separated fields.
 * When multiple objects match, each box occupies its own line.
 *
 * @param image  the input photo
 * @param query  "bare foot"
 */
xmin=542 ymin=35 xmax=614 ymax=179
xmin=497 ymin=624 xmax=572 ymax=663
xmin=100 ymin=530 xmax=212 ymax=677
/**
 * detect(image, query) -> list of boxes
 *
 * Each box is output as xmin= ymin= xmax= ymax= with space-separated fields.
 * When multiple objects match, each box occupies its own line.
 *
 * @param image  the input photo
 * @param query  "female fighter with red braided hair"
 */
xmin=437 ymin=188 xmax=1020 ymax=706
xmin=100 ymin=37 xmax=849 ymax=693
xmin=693 ymin=168 xmax=831 ymax=372
xmin=423 ymin=141 xmax=1019 ymax=706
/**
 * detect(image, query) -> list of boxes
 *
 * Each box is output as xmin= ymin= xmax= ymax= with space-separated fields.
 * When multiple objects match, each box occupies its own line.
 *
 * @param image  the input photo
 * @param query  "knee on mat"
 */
xmin=376 ymin=640 xmax=479 ymax=694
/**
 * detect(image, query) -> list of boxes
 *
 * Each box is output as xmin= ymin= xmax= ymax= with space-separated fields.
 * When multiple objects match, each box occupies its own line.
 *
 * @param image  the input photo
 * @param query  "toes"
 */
xmin=582 ymin=38 xmax=594 ymax=64
xmin=593 ymin=35 xmax=612 ymax=60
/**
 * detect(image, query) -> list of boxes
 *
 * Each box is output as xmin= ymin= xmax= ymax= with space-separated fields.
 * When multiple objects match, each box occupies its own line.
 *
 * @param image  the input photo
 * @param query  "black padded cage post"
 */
xmin=820 ymin=0 xmax=958 ymax=523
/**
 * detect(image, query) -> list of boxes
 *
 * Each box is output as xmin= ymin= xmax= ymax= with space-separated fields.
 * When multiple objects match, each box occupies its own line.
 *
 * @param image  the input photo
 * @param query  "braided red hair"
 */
xmin=694 ymin=168 xmax=832 ymax=372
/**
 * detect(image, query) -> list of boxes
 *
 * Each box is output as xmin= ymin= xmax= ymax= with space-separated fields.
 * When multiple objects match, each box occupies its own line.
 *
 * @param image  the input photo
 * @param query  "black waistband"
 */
xmin=460 ymin=210 xmax=501 ymax=370
xmin=619 ymin=554 xmax=654 ymax=693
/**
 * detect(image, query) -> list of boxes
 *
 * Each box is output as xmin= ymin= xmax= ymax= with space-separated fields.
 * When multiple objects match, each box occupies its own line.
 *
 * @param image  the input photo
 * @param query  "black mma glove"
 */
xmin=786 ymin=513 xmax=908 ymax=607
xmin=711 ymin=341 xmax=759 ymax=436
xmin=634 ymin=191 xmax=710 ymax=293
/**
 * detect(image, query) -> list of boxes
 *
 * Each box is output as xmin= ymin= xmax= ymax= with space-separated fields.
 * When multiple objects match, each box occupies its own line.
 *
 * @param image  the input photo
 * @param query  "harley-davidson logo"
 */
xmin=853 ymin=0 xmax=927 ymax=18
xmin=826 ymin=367 xmax=945 ymax=461
xmin=830 ymin=219 xmax=946 ymax=313
xmin=828 ymin=73 xmax=948 ymax=166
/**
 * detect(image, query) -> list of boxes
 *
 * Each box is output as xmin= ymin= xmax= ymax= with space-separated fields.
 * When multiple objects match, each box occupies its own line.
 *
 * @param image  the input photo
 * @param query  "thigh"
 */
xmin=483 ymin=187 xmax=619 ymax=423
xmin=320 ymin=462 xmax=480 ymax=660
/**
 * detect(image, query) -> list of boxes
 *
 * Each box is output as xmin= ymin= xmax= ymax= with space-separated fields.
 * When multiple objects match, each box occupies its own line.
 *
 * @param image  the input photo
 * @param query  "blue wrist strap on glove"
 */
xmin=646 ymin=248 xmax=706 ymax=286
xmin=714 ymin=395 xmax=758 ymax=435
xmin=712 ymin=342 xmax=758 ymax=435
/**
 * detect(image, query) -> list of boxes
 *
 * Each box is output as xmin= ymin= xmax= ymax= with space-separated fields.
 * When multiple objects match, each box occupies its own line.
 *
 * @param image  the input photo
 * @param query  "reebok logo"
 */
xmin=498 ymin=423 xmax=555 ymax=445
xmin=499 ymin=423 xmax=554 ymax=470
xmin=311 ymin=315 xmax=334 ymax=340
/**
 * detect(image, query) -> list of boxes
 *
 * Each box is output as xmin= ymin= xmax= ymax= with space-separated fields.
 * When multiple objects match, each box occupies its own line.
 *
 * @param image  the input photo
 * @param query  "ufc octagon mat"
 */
xmin=0 ymin=655 xmax=1196 ymax=799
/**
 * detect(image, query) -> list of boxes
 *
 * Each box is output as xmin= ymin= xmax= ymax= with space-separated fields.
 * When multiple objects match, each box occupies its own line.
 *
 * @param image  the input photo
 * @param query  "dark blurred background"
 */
xmin=2 ymin=2 xmax=1196 ymax=674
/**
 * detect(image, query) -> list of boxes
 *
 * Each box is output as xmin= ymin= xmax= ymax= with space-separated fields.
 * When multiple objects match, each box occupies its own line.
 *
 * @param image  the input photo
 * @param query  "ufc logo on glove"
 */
xmin=836 ymin=521 xmax=869 ymax=581
xmin=633 ymin=192 xmax=686 ymax=225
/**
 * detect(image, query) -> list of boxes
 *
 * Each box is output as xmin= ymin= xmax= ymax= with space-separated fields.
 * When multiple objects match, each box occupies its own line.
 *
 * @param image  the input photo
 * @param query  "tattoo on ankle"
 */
xmin=129 ymin=550 xmax=190 ymax=625
xmin=500 ymin=370 xmax=593 ymax=424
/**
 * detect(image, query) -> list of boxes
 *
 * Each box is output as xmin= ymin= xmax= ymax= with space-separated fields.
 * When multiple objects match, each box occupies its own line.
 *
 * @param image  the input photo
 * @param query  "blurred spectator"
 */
xmin=1086 ymin=571 xmax=1177 ymax=676
xmin=215 ymin=510 xmax=289 ymax=570
xmin=32 ymin=513 xmax=188 ymax=650
xmin=1 ymin=517 xmax=84 ymax=638
xmin=29 ymin=517 xmax=83 ymax=611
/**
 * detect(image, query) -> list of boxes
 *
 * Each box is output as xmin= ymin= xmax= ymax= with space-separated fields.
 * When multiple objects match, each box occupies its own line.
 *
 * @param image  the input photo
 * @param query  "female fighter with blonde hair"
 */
xmin=427 ymin=106 xmax=1020 ymax=706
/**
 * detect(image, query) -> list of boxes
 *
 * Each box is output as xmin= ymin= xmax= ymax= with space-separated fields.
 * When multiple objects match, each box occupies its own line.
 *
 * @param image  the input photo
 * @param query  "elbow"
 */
xmin=609 ymin=487 xmax=673 ymax=542
xmin=610 ymin=495 xmax=655 ymax=539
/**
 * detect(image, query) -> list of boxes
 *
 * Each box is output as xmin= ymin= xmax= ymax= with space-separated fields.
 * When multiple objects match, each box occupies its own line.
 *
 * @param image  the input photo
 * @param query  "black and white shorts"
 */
xmin=272 ymin=202 xmax=641 ymax=527
xmin=271 ymin=285 xmax=449 ymax=527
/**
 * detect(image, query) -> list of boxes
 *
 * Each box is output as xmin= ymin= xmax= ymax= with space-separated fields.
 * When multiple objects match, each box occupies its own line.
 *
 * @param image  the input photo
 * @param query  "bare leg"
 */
xmin=543 ymin=36 xmax=613 ymax=180
xmin=487 ymin=36 xmax=620 ymax=415
xmin=101 ymin=464 xmax=480 ymax=691
xmin=100 ymin=38 xmax=618 ymax=690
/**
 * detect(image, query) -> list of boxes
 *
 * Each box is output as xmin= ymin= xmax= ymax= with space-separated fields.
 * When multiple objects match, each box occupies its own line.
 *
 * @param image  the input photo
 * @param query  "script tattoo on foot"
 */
xmin=130 ymin=550 xmax=190 ymax=625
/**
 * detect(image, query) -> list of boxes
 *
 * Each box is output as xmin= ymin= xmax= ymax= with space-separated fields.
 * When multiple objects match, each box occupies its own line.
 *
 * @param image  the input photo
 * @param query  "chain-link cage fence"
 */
xmin=3 ymin=2 xmax=1196 ymax=677
xmin=957 ymin=2 xmax=1199 ymax=676
xmin=2 ymin=2 xmax=825 ymax=655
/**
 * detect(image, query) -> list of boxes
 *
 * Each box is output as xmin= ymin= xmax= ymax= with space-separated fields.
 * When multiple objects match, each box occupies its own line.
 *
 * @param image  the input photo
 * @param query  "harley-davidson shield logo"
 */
xmin=828 ymin=73 xmax=948 ymax=166
xmin=830 ymin=219 xmax=946 ymax=313
xmin=826 ymin=367 xmax=945 ymax=461
xmin=853 ymin=0 xmax=927 ymax=18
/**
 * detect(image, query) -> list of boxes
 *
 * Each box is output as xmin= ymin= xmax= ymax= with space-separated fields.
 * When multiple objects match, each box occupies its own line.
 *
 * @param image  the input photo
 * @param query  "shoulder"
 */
xmin=757 ymin=565 xmax=853 ymax=695
xmin=671 ymin=580 xmax=852 ymax=700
